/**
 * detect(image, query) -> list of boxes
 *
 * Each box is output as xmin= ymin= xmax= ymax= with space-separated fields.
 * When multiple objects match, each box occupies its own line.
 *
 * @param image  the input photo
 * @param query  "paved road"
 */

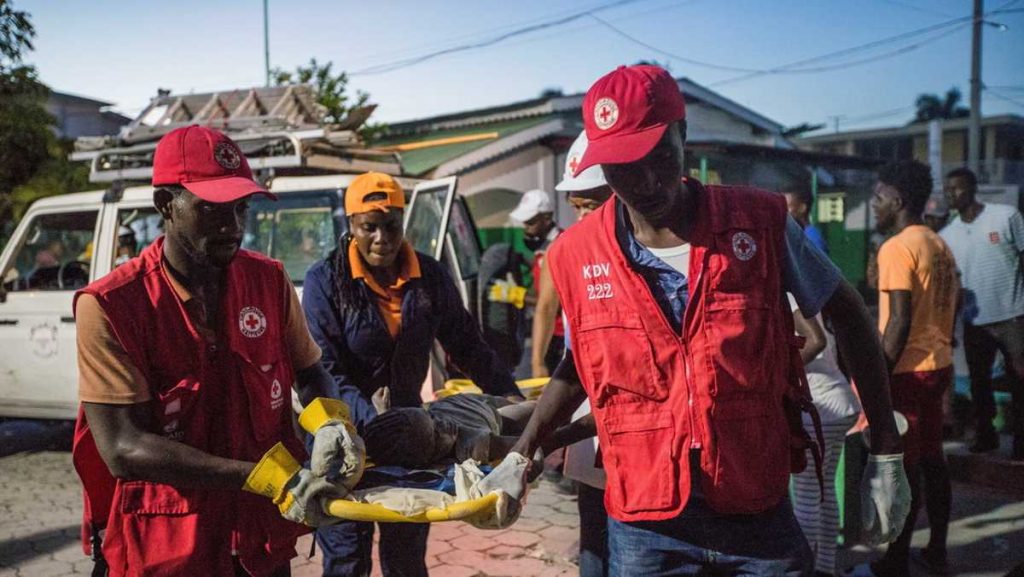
xmin=0 ymin=449 xmax=579 ymax=577
xmin=1 ymin=435 xmax=1022 ymax=575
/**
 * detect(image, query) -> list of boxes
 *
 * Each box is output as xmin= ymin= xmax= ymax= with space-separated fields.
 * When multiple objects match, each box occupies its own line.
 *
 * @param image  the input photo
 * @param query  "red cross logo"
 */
xmin=731 ymin=232 xmax=757 ymax=261
xmin=238 ymin=306 xmax=266 ymax=338
xmin=593 ymin=97 xmax=619 ymax=130
xmin=568 ymin=155 xmax=580 ymax=174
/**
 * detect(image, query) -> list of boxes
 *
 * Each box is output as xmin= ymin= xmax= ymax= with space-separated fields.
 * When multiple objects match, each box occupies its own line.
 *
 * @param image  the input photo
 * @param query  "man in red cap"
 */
xmin=486 ymin=65 xmax=911 ymax=575
xmin=72 ymin=125 xmax=364 ymax=577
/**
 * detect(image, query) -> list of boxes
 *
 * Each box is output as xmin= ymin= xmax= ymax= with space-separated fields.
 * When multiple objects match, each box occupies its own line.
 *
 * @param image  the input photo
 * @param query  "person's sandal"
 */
xmin=911 ymin=546 xmax=950 ymax=575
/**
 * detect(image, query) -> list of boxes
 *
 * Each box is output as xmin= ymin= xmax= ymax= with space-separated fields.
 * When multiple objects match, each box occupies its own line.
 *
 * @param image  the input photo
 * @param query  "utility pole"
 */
xmin=968 ymin=0 xmax=982 ymax=174
xmin=264 ymin=0 xmax=271 ymax=86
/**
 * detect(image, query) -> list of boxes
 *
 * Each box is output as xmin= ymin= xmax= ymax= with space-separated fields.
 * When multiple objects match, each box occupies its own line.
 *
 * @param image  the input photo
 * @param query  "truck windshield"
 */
xmin=243 ymin=190 xmax=342 ymax=285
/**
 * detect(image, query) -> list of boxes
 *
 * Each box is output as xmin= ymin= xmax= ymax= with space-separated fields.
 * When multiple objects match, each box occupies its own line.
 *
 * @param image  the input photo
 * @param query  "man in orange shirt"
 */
xmin=862 ymin=160 xmax=959 ymax=576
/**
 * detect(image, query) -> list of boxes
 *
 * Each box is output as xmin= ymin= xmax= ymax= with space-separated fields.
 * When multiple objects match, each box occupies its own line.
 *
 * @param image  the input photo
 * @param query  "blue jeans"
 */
xmin=578 ymin=483 xmax=609 ymax=577
xmin=316 ymin=520 xmax=429 ymax=577
xmin=607 ymin=490 xmax=812 ymax=576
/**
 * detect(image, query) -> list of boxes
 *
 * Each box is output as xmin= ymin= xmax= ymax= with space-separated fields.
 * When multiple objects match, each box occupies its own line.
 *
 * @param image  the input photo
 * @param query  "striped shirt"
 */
xmin=940 ymin=203 xmax=1024 ymax=326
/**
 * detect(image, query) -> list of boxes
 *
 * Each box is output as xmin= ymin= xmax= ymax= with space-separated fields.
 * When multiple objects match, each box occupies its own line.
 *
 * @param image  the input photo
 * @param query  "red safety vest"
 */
xmin=71 ymin=237 xmax=308 ymax=577
xmin=549 ymin=183 xmax=819 ymax=521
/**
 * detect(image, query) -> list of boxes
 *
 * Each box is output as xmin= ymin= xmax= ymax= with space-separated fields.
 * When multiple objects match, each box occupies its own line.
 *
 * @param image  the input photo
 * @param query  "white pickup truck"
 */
xmin=0 ymin=174 xmax=486 ymax=420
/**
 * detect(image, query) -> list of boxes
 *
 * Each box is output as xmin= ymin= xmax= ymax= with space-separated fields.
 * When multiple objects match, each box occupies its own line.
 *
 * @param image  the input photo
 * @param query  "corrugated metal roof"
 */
xmin=378 ymin=116 xmax=553 ymax=176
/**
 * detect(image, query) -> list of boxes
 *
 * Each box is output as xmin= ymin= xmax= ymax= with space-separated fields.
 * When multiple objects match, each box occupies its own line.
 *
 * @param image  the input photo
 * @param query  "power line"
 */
xmin=710 ymin=15 xmax=973 ymax=87
xmin=875 ymin=0 xmax=959 ymax=18
xmin=341 ymin=0 xmax=644 ymax=72
xmin=350 ymin=0 xmax=650 ymax=76
xmin=845 ymin=105 xmax=917 ymax=123
xmin=986 ymin=88 xmax=1024 ymax=109
xmin=587 ymin=15 xmax=766 ymax=73
xmin=486 ymin=0 xmax=697 ymax=55
xmin=590 ymin=13 xmax=969 ymax=80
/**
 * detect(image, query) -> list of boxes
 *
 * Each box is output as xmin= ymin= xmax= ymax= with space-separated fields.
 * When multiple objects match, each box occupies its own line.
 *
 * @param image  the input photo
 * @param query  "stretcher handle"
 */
xmin=325 ymin=492 xmax=500 ymax=523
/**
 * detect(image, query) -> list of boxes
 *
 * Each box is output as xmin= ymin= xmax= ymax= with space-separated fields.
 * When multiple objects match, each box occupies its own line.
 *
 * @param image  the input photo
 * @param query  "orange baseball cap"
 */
xmin=345 ymin=172 xmax=405 ymax=215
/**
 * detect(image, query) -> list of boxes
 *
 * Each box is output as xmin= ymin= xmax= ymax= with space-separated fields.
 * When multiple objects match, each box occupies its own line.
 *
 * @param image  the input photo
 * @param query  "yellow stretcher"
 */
xmin=326 ymin=492 xmax=500 ymax=523
xmin=434 ymin=377 xmax=550 ymax=400
xmin=323 ymin=377 xmax=549 ymax=523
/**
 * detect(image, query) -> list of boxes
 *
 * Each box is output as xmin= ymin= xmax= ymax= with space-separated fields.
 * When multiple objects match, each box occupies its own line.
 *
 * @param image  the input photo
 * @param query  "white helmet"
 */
xmin=555 ymin=130 xmax=607 ymax=193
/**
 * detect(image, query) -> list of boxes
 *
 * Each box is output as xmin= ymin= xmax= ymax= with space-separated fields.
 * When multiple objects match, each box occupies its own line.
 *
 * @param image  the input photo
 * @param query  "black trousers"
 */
xmin=964 ymin=316 xmax=1024 ymax=443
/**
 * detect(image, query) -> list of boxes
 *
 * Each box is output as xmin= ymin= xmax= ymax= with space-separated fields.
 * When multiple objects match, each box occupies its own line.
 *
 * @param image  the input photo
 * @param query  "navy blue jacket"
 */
xmin=302 ymin=251 xmax=519 ymax=431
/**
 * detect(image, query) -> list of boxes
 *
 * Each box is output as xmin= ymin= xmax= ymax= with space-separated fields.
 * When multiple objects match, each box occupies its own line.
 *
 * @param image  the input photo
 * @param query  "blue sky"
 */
xmin=19 ymin=0 xmax=1024 ymax=134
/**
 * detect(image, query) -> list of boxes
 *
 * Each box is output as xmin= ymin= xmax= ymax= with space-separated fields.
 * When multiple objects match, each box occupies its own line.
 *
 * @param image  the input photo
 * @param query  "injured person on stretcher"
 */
xmin=363 ymin=387 xmax=594 ymax=470
xmin=323 ymin=387 xmax=593 ymax=528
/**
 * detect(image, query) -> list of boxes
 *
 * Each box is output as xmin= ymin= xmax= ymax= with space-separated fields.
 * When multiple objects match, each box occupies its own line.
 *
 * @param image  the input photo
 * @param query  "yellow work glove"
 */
xmin=243 ymin=442 xmax=345 ymax=527
xmin=488 ymin=274 xmax=527 ymax=309
xmin=299 ymin=398 xmax=366 ymax=490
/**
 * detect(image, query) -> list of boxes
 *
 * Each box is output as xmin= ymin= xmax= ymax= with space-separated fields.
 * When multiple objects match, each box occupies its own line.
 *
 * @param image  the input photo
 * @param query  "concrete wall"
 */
xmin=47 ymin=99 xmax=126 ymax=139
xmin=688 ymin=103 xmax=776 ymax=146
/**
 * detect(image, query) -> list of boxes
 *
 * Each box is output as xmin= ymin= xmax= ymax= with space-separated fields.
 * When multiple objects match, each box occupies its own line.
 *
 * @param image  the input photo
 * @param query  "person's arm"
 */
xmin=783 ymin=214 xmax=901 ymax=454
xmin=302 ymin=263 xmax=377 ymax=428
xmin=880 ymin=290 xmax=912 ymax=372
xmin=823 ymin=280 xmax=902 ymax=455
xmin=509 ymin=355 xmax=588 ymax=458
xmin=83 ymin=401 xmax=254 ymax=487
xmin=792 ymin=310 xmax=826 ymax=365
xmin=541 ymin=412 xmax=597 ymax=455
xmin=434 ymin=265 xmax=522 ymax=398
xmin=531 ymin=257 xmax=559 ymax=377
xmin=280 ymin=268 xmax=337 ymax=407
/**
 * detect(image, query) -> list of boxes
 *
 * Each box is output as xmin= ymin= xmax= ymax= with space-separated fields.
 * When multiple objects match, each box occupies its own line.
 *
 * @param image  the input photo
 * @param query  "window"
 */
xmin=114 ymin=208 xmax=163 ymax=268
xmin=447 ymin=200 xmax=480 ymax=279
xmin=243 ymin=190 xmax=341 ymax=284
xmin=2 ymin=211 xmax=98 ymax=292
xmin=405 ymin=183 xmax=450 ymax=258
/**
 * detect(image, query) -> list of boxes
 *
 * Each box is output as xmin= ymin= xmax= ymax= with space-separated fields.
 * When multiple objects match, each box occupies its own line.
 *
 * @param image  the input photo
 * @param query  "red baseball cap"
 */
xmin=152 ymin=125 xmax=276 ymax=202
xmin=573 ymin=65 xmax=686 ymax=176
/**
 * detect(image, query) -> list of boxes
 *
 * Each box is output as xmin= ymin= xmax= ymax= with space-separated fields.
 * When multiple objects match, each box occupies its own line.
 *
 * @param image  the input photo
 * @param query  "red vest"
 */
xmin=549 ymin=184 xmax=815 ymax=521
xmin=72 ymin=237 xmax=308 ymax=577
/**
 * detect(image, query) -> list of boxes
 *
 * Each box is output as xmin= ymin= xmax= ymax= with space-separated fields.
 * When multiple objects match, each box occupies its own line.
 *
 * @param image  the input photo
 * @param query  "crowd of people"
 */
xmin=68 ymin=63 xmax=1023 ymax=577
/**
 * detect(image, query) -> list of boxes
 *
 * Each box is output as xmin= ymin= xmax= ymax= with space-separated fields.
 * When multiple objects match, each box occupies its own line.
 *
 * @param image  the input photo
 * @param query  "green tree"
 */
xmin=914 ymin=87 xmax=969 ymax=123
xmin=8 ymin=138 xmax=89 ymax=221
xmin=0 ymin=0 xmax=53 ymax=226
xmin=271 ymin=58 xmax=387 ymax=143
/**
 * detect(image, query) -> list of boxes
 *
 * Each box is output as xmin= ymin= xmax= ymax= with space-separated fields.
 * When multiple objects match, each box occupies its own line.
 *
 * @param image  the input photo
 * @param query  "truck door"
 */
xmin=403 ymin=177 xmax=482 ymax=308
xmin=404 ymin=177 xmax=491 ymax=396
xmin=0 ymin=208 xmax=101 ymax=419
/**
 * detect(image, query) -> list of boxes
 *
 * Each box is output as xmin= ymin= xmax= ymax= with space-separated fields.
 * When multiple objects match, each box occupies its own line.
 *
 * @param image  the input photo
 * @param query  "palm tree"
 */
xmin=914 ymin=87 xmax=969 ymax=123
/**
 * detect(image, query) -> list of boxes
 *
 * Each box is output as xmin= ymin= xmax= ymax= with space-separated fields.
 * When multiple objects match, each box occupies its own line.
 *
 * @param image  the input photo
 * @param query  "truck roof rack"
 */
xmin=72 ymin=85 xmax=402 ymax=183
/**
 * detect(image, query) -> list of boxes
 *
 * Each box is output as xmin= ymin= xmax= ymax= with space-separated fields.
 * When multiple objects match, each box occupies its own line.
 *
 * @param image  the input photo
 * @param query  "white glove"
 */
xmin=310 ymin=421 xmax=366 ymax=489
xmin=467 ymin=452 xmax=531 ymax=529
xmin=860 ymin=453 xmax=911 ymax=545
xmin=299 ymin=398 xmax=366 ymax=490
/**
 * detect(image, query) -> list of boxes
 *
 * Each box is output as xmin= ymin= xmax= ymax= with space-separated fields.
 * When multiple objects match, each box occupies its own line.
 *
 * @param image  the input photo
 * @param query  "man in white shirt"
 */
xmin=940 ymin=167 xmax=1024 ymax=459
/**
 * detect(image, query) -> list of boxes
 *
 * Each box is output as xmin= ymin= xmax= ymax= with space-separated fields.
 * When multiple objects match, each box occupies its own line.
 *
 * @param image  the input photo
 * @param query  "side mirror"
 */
xmin=0 ymin=268 xmax=18 ymax=303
